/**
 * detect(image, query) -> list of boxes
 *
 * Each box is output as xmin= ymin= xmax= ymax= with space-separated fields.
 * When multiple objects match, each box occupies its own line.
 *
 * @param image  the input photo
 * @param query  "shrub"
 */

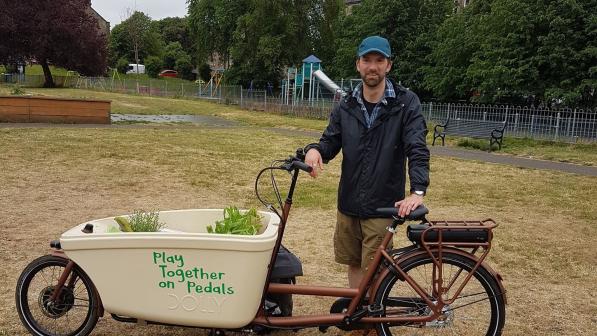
xmin=116 ymin=57 xmax=129 ymax=74
xmin=175 ymin=54 xmax=194 ymax=80
xmin=198 ymin=63 xmax=212 ymax=82
xmin=145 ymin=56 xmax=162 ymax=78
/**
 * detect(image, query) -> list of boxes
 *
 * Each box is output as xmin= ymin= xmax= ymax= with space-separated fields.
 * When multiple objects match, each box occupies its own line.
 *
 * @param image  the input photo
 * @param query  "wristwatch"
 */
xmin=413 ymin=190 xmax=425 ymax=196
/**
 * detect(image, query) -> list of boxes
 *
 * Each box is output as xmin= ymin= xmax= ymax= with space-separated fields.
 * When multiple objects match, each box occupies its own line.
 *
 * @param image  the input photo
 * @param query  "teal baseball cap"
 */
xmin=357 ymin=36 xmax=392 ymax=58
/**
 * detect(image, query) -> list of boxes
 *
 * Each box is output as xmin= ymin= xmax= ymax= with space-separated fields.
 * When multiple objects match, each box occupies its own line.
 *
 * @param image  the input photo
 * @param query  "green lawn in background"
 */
xmin=1 ymin=84 xmax=595 ymax=166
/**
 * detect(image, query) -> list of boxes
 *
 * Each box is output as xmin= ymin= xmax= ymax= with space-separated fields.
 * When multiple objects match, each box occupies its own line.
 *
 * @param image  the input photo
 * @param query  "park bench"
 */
xmin=432 ymin=117 xmax=507 ymax=151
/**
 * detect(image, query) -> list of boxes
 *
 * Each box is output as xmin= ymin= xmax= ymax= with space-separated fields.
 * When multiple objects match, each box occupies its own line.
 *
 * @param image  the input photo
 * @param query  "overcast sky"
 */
xmin=91 ymin=0 xmax=188 ymax=28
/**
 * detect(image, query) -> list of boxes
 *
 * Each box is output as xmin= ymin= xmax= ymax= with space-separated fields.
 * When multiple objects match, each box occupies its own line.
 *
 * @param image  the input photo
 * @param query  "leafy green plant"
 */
xmin=207 ymin=206 xmax=262 ymax=235
xmin=114 ymin=210 xmax=165 ymax=232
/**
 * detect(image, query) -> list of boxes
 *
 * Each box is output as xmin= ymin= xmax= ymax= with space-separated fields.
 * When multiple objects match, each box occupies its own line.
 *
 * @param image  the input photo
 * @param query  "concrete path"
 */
xmin=2 ymin=115 xmax=595 ymax=177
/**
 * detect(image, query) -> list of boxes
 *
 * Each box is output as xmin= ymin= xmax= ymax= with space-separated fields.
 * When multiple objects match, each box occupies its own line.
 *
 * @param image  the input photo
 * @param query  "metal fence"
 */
xmin=2 ymin=74 xmax=595 ymax=143
xmin=423 ymin=102 xmax=596 ymax=143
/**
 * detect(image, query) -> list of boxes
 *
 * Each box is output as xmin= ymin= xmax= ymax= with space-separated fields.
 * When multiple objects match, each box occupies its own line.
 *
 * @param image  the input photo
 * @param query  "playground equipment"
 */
xmin=282 ymin=55 xmax=324 ymax=105
xmin=281 ymin=55 xmax=363 ymax=106
xmin=198 ymin=68 xmax=224 ymax=98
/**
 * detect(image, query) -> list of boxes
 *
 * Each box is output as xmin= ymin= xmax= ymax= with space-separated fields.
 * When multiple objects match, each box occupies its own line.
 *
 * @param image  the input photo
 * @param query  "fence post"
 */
xmin=240 ymin=85 xmax=243 ymax=108
xmin=181 ymin=83 xmax=184 ymax=97
xmin=514 ymin=113 xmax=519 ymax=134
xmin=264 ymin=90 xmax=267 ymax=111
xmin=530 ymin=114 xmax=535 ymax=136
xmin=483 ymin=111 xmax=487 ymax=121
xmin=428 ymin=102 xmax=432 ymax=120
xmin=447 ymin=103 xmax=451 ymax=120
xmin=571 ymin=108 xmax=577 ymax=138
xmin=555 ymin=112 xmax=561 ymax=141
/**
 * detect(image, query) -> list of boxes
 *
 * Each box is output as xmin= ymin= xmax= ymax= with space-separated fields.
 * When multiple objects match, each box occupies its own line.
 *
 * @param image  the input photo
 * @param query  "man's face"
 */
xmin=356 ymin=52 xmax=392 ymax=88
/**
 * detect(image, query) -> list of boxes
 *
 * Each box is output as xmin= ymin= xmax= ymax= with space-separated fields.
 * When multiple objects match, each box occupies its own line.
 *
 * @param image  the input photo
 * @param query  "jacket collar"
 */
xmin=342 ymin=78 xmax=407 ymax=128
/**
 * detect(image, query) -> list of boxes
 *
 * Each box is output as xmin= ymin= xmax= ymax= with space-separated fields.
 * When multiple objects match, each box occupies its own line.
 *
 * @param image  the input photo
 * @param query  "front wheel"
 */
xmin=16 ymin=255 xmax=100 ymax=336
xmin=374 ymin=252 xmax=505 ymax=336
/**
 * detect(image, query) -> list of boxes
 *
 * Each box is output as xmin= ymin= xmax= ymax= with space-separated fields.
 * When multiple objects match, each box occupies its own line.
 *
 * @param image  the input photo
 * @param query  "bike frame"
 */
xmin=251 ymin=166 xmax=505 ymax=329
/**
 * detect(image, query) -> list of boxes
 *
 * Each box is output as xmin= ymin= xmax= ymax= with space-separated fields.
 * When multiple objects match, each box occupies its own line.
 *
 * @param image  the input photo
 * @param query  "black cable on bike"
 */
xmin=254 ymin=164 xmax=286 ymax=221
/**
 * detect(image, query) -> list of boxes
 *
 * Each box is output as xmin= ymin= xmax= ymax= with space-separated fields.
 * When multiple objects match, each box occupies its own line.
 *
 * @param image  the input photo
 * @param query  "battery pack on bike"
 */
xmin=407 ymin=220 xmax=494 ymax=244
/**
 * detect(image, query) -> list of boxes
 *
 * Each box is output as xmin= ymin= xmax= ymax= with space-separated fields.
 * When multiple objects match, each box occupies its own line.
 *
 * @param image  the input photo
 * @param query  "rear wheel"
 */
xmin=16 ymin=255 xmax=99 ymax=336
xmin=374 ymin=252 xmax=505 ymax=336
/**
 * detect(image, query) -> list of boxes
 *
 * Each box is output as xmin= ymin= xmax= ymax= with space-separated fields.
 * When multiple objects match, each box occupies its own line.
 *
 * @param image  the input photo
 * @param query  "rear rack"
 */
xmin=407 ymin=219 xmax=497 ymax=248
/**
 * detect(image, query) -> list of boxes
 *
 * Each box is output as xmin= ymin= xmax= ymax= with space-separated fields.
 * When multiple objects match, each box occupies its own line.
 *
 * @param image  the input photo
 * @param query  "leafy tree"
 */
xmin=109 ymin=11 xmax=165 ymax=67
xmin=145 ymin=56 xmax=163 ymax=78
xmin=188 ymin=0 xmax=250 ymax=66
xmin=310 ymin=0 xmax=344 ymax=70
xmin=422 ymin=2 xmax=489 ymax=101
xmin=163 ymin=42 xmax=186 ymax=69
xmin=425 ymin=0 xmax=596 ymax=106
xmin=175 ymin=54 xmax=194 ymax=80
xmin=116 ymin=57 xmax=130 ymax=74
xmin=153 ymin=17 xmax=193 ymax=55
xmin=227 ymin=0 xmax=320 ymax=85
xmin=0 ymin=0 xmax=107 ymax=87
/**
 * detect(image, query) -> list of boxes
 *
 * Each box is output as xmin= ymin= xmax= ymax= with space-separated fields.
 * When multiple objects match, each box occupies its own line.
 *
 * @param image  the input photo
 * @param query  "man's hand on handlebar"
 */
xmin=305 ymin=148 xmax=324 ymax=178
xmin=395 ymin=193 xmax=425 ymax=218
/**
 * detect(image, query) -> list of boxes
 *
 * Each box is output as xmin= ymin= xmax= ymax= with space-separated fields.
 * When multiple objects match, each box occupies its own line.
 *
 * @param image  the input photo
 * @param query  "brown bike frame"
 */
xmin=252 ymin=195 xmax=504 ymax=328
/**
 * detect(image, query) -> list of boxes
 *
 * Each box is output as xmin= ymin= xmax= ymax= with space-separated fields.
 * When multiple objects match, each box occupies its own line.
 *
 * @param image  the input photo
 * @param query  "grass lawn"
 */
xmin=1 ymin=85 xmax=595 ymax=165
xmin=0 ymin=125 xmax=595 ymax=336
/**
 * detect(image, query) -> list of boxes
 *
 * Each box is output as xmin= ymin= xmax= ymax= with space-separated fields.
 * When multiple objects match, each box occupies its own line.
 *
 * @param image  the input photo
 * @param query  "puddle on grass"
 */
xmin=111 ymin=114 xmax=238 ymax=127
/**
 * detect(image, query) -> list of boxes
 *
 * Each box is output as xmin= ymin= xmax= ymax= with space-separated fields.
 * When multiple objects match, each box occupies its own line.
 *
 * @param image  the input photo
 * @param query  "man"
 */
xmin=304 ymin=36 xmax=430 ymax=288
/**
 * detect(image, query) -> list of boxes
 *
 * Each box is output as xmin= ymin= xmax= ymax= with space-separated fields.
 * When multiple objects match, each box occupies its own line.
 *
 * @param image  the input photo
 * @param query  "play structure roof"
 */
xmin=302 ymin=55 xmax=322 ymax=64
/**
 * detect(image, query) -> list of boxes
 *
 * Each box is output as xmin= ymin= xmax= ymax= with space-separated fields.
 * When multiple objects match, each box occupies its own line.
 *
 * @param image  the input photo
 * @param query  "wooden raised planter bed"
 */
xmin=0 ymin=95 xmax=111 ymax=124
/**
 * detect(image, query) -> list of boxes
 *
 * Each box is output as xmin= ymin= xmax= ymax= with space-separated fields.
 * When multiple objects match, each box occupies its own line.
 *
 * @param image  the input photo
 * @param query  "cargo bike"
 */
xmin=16 ymin=149 xmax=506 ymax=336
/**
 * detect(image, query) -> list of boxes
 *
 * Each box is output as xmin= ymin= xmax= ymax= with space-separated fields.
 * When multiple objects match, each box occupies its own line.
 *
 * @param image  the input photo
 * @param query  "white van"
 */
xmin=126 ymin=64 xmax=145 ymax=74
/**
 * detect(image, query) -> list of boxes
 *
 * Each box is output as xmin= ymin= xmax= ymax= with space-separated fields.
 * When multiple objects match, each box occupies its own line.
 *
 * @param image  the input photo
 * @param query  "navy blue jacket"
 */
xmin=306 ymin=81 xmax=430 ymax=218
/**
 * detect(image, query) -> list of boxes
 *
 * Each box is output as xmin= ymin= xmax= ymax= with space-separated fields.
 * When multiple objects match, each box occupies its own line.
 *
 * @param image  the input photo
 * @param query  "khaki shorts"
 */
xmin=334 ymin=210 xmax=393 ymax=270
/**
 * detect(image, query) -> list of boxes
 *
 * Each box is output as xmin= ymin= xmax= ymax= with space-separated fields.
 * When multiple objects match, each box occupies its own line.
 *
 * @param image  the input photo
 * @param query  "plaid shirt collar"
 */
xmin=352 ymin=79 xmax=396 ymax=128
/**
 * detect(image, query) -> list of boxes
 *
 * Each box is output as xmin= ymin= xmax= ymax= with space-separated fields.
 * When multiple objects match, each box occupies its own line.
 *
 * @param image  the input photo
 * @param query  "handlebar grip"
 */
xmin=292 ymin=160 xmax=313 ymax=173
xmin=375 ymin=205 xmax=429 ymax=220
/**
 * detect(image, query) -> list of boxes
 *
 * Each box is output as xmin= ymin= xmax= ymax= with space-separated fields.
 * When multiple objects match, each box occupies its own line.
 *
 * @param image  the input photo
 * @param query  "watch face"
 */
xmin=414 ymin=191 xmax=424 ymax=196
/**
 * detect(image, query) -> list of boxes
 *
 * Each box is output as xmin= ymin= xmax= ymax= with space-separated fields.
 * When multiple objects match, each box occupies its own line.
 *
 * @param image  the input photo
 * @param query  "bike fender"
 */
xmin=370 ymin=247 xmax=507 ymax=305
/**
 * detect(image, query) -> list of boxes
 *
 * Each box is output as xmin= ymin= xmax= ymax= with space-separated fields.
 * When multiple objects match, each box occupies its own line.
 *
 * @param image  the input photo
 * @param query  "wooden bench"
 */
xmin=432 ymin=117 xmax=507 ymax=150
xmin=0 ymin=96 xmax=111 ymax=124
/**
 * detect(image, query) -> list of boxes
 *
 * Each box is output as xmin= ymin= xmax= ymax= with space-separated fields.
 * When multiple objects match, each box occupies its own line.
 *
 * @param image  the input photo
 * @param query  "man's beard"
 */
xmin=362 ymin=72 xmax=385 ymax=88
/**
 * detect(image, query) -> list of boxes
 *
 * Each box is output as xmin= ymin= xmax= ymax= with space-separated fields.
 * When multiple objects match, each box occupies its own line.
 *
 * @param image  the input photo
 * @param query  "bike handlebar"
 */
xmin=279 ymin=148 xmax=313 ymax=173
xmin=376 ymin=205 xmax=429 ymax=221
xmin=289 ymin=160 xmax=313 ymax=173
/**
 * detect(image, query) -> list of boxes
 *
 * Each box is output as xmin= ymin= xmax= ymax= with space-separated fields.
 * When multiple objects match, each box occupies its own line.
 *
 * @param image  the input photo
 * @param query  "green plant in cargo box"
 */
xmin=114 ymin=210 xmax=165 ymax=232
xmin=207 ymin=206 xmax=262 ymax=235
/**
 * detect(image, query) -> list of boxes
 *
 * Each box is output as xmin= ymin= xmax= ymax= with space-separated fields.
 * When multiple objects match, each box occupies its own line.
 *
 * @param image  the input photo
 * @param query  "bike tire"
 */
xmin=374 ymin=252 xmax=505 ymax=336
xmin=15 ymin=255 xmax=100 ymax=336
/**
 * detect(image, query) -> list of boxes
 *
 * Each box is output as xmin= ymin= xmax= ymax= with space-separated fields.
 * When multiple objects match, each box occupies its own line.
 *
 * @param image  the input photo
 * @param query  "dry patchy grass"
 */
xmin=0 ymin=126 xmax=596 ymax=335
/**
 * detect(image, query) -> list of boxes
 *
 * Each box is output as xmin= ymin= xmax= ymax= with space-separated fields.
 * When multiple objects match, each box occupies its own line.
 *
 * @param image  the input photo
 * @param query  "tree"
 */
xmin=145 ymin=56 xmax=163 ymax=78
xmin=226 ymin=0 xmax=320 ymax=86
xmin=187 ymin=0 xmax=250 ymax=66
xmin=108 ymin=11 xmax=165 ymax=68
xmin=175 ymin=54 xmax=194 ymax=80
xmin=163 ymin=42 xmax=186 ymax=69
xmin=154 ymin=17 xmax=193 ymax=51
xmin=424 ymin=0 xmax=596 ymax=106
xmin=116 ymin=57 xmax=129 ymax=74
xmin=0 ymin=0 xmax=108 ymax=87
